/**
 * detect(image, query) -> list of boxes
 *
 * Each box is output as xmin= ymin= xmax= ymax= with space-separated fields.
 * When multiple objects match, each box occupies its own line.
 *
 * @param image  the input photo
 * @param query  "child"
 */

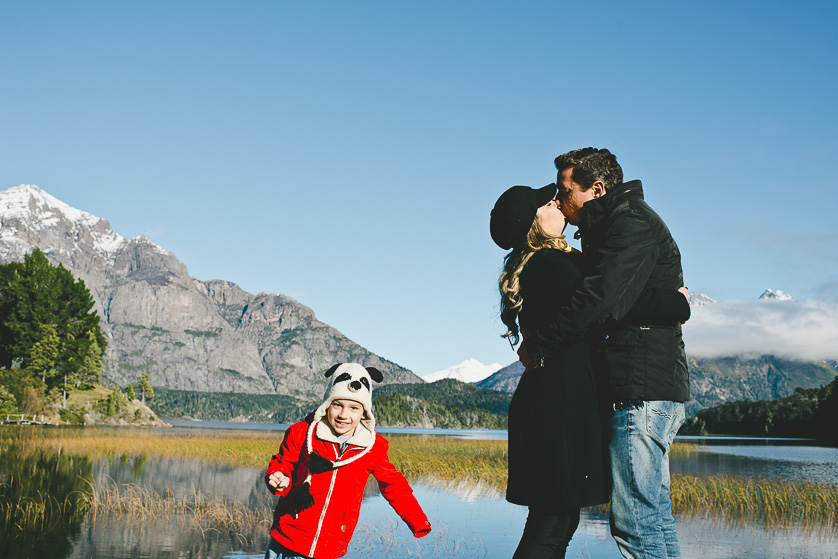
xmin=264 ymin=362 xmax=432 ymax=559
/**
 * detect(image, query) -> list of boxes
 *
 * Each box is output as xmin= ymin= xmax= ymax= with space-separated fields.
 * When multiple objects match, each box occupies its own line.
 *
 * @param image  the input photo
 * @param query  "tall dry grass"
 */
xmin=387 ymin=435 xmax=508 ymax=487
xmin=0 ymin=427 xmax=279 ymax=466
xmin=2 ymin=426 xmax=836 ymax=528
xmin=83 ymin=480 xmax=272 ymax=543
xmin=1 ymin=490 xmax=92 ymax=531
xmin=671 ymin=474 xmax=838 ymax=527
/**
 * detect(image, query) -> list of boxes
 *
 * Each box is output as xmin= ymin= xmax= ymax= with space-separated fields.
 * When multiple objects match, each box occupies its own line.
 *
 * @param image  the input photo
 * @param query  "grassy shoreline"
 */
xmin=2 ymin=426 xmax=836 ymax=529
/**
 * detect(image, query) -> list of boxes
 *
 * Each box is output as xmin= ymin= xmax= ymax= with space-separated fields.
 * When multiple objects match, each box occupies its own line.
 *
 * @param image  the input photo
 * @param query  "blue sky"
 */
xmin=2 ymin=1 xmax=837 ymax=376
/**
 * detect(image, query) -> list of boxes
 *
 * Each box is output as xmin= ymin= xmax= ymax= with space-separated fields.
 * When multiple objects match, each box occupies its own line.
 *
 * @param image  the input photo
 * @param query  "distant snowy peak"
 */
xmin=687 ymin=291 xmax=717 ymax=307
xmin=0 ymin=184 xmax=169 ymax=260
xmin=2 ymin=184 xmax=110 ymax=231
xmin=687 ymin=290 xmax=795 ymax=306
xmin=759 ymin=289 xmax=794 ymax=301
xmin=422 ymin=358 xmax=502 ymax=384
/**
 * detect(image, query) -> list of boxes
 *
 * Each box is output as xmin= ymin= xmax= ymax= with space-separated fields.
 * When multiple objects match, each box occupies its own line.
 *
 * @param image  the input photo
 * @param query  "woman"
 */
xmin=489 ymin=184 xmax=689 ymax=558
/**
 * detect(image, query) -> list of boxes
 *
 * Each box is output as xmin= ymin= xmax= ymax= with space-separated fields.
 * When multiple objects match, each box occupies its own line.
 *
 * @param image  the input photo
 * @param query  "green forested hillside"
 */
xmin=686 ymin=355 xmax=837 ymax=415
xmin=150 ymin=388 xmax=313 ymax=424
xmin=373 ymin=393 xmax=507 ymax=429
xmin=375 ymin=378 xmax=512 ymax=416
xmin=681 ymin=376 xmax=838 ymax=444
xmin=150 ymin=378 xmax=512 ymax=429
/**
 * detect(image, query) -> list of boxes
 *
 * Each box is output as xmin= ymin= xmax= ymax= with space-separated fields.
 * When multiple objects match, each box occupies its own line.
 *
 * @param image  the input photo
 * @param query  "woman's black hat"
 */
xmin=490 ymin=184 xmax=558 ymax=250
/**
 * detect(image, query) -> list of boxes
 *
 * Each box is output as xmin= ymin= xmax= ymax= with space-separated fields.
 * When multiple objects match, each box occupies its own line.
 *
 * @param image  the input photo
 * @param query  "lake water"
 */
xmin=2 ymin=423 xmax=837 ymax=559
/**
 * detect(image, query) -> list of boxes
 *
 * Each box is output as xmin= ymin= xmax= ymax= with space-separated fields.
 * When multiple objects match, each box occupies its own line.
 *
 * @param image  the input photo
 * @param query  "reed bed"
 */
xmin=1 ymin=490 xmax=92 ymax=532
xmin=84 ymin=479 xmax=272 ymax=538
xmin=387 ymin=435 xmax=508 ymax=488
xmin=0 ymin=427 xmax=280 ymax=467
xmin=671 ymin=474 xmax=838 ymax=527
xmin=669 ymin=442 xmax=698 ymax=457
xmin=1 ymin=426 xmax=692 ymax=468
xmin=3 ymin=426 xmax=837 ymax=528
xmin=0 ymin=427 xmax=511 ymax=485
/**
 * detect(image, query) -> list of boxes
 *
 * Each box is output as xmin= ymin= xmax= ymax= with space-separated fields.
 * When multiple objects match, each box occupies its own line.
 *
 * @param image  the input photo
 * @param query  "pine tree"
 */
xmin=0 ymin=250 xmax=61 ymax=367
xmin=76 ymin=331 xmax=103 ymax=388
xmin=28 ymin=323 xmax=59 ymax=385
xmin=139 ymin=372 xmax=154 ymax=404
xmin=126 ymin=384 xmax=135 ymax=401
xmin=106 ymin=385 xmax=125 ymax=417
xmin=0 ymin=250 xmax=106 ymax=390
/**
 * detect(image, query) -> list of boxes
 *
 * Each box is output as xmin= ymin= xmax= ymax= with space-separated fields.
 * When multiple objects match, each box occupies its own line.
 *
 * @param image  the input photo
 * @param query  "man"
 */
xmin=526 ymin=147 xmax=689 ymax=559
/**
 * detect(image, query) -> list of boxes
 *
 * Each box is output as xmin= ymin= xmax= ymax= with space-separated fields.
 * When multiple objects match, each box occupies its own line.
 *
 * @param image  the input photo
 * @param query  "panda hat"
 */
xmin=312 ymin=362 xmax=383 ymax=435
xmin=295 ymin=363 xmax=383 ymax=510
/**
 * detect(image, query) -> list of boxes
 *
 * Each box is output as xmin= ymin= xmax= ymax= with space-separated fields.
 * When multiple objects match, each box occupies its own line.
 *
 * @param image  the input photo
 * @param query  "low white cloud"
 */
xmin=683 ymin=299 xmax=838 ymax=361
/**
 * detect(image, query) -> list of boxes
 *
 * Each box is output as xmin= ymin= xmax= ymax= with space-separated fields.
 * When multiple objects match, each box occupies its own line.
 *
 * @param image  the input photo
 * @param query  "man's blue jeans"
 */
xmin=609 ymin=400 xmax=685 ymax=559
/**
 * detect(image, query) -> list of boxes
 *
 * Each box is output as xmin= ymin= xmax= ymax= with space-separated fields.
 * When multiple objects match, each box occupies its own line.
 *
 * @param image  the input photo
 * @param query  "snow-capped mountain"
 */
xmin=759 ymin=289 xmax=794 ymax=301
xmin=0 ymin=185 xmax=175 ymax=262
xmin=0 ymin=184 xmax=422 ymax=399
xmin=688 ymin=289 xmax=795 ymax=306
xmin=687 ymin=291 xmax=717 ymax=307
xmin=0 ymin=185 xmax=183 ymax=299
xmin=1 ymin=184 xmax=131 ymax=257
xmin=422 ymin=358 xmax=502 ymax=384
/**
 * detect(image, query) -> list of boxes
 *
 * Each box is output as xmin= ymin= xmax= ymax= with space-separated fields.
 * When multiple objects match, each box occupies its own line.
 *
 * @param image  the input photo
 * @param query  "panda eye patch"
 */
xmin=360 ymin=378 xmax=370 ymax=390
xmin=334 ymin=372 xmax=352 ymax=383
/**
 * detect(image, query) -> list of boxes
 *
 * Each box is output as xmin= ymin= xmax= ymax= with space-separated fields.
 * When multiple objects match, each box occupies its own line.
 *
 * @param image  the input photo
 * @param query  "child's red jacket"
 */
xmin=265 ymin=419 xmax=431 ymax=559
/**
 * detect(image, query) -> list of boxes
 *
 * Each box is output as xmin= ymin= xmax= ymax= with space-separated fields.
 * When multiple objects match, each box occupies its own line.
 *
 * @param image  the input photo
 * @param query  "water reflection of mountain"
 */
xmin=91 ymin=455 xmax=274 ymax=510
xmin=359 ymin=474 xmax=505 ymax=503
xmin=672 ymin=442 xmax=838 ymax=485
xmin=64 ymin=456 xmax=275 ymax=558
xmin=678 ymin=514 xmax=838 ymax=558
xmin=7 ymin=427 xmax=838 ymax=559
xmin=68 ymin=517 xmax=270 ymax=559
xmin=411 ymin=477 xmax=504 ymax=502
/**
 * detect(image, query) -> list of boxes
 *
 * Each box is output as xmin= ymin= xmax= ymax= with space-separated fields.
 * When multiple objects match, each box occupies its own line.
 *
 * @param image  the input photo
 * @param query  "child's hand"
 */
xmin=267 ymin=471 xmax=290 ymax=491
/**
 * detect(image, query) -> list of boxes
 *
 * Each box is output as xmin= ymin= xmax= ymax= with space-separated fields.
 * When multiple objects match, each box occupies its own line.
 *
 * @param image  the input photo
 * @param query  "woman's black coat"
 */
xmin=505 ymin=247 xmax=690 ymax=511
xmin=505 ymin=249 xmax=609 ymax=511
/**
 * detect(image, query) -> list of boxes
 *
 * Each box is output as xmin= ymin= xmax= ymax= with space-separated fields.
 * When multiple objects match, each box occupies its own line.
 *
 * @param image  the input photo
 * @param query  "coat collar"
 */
xmin=578 ymin=180 xmax=644 ymax=235
xmin=315 ymin=419 xmax=375 ymax=448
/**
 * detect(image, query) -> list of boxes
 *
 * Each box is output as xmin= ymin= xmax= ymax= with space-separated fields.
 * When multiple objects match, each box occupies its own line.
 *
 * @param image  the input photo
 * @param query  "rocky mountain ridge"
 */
xmin=478 ymin=354 xmax=837 ymax=416
xmin=0 ymin=184 xmax=421 ymax=401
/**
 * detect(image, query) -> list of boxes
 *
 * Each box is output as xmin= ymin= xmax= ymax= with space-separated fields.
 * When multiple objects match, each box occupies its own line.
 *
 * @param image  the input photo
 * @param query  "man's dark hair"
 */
xmin=554 ymin=147 xmax=623 ymax=192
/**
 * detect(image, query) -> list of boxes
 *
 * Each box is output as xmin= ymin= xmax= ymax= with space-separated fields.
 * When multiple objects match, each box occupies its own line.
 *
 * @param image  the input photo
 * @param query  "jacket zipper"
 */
xmin=308 ymin=444 xmax=340 ymax=557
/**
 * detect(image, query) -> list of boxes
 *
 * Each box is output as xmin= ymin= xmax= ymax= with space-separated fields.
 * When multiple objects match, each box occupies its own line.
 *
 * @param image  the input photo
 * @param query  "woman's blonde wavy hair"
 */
xmin=498 ymin=217 xmax=572 ymax=346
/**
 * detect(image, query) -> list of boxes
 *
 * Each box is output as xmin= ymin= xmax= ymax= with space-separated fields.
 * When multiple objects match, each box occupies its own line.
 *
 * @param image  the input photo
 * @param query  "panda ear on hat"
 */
xmin=324 ymin=363 xmax=343 ymax=378
xmin=366 ymin=367 xmax=383 ymax=383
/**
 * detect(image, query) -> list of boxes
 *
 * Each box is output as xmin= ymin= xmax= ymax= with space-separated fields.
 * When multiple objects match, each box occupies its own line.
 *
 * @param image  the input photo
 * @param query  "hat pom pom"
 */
xmin=292 ymin=481 xmax=315 ymax=510
xmin=308 ymin=452 xmax=334 ymax=474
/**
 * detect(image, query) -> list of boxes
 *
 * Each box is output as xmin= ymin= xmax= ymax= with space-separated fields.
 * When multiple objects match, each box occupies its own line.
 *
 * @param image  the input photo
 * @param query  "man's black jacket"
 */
xmin=528 ymin=180 xmax=690 ymax=403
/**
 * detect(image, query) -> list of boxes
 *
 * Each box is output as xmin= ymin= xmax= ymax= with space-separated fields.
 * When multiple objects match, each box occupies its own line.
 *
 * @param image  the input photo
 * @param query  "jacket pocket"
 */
xmin=638 ymin=325 xmax=680 ymax=394
xmin=644 ymin=400 xmax=686 ymax=449
xmin=600 ymin=327 xmax=639 ymax=388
